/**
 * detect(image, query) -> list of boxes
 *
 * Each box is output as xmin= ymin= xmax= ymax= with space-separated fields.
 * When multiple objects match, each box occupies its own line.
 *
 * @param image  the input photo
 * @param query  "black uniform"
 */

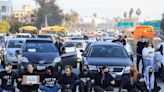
xmin=79 ymin=72 xmax=94 ymax=92
xmin=60 ymin=73 xmax=79 ymax=92
xmin=17 ymin=71 xmax=39 ymax=92
xmin=55 ymin=42 xmax=63 ymax=55
xmin=94 ymin=72 xmax=115 ymax=92
xmin=0 ymin=71 xmax=16 ymax=92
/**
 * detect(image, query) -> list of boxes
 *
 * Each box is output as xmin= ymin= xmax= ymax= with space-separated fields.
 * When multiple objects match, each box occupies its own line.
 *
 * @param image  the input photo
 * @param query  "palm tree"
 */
xmin=136 ymin=8 xmax=141 ymax=18
xmin=129 ymin=8 xmax=134 ymax=18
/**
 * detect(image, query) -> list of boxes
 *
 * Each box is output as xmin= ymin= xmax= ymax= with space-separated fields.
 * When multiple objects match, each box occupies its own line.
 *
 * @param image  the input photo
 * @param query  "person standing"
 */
xmin=94 ymin=65 xmax=115 ymax=92
xmin=136 ymin=37 xmax=146 ymax=74
xmin=78 ymin=65 xmax=94 ymax=92
xmin=59 ymin=65 xmax=79 ymax=92
xmin=0 ymin=64 xmax=16 ymax=92
xmin=55 ymin=37 xmax=64 ymax=55
xmin=17 ymin=63 xmax=39 ymax=92
xmin=112 ymin=35 xmax=126 ymax=45
xmin=142 ymin=41 xmax=155 ymax=72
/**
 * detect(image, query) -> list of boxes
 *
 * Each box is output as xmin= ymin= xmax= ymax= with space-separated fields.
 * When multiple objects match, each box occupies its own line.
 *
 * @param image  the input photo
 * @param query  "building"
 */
xmin=0 ymin=0 xmax=13 ymax=21
xmin=13 ymin=5 xmax=36 ymax=23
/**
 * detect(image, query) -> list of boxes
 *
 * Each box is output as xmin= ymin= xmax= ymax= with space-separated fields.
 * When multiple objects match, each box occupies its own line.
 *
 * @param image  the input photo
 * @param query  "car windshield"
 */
xmin=16 ymin=35 xmax=30 ymax=38
xmin=89 ymin=45 xmax=128 ymax=58
xmin=8 ymin=40 xmax=24 ymax=48
xmin=24 ymin=42 xmax=57 ymax=52
xmin=38 ymin=35 xmax=53 ymax=40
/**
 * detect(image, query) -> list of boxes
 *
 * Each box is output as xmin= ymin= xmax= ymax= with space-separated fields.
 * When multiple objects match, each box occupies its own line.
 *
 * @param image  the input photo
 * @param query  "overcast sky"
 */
xmin=12 ymin=0 xmax=164 ymax=20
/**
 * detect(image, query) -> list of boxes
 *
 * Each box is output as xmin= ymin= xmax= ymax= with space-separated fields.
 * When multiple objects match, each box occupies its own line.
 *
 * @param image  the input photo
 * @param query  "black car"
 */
xmin=81 ymin=42 xmax=133 ymax=82
xmin=16 ymin=38 xmax=77 ymax=71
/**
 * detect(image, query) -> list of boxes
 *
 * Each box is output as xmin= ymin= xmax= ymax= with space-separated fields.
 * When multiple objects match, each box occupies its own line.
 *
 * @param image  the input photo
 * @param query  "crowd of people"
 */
xmin=0 ymin=36 xmax=163 ymax=92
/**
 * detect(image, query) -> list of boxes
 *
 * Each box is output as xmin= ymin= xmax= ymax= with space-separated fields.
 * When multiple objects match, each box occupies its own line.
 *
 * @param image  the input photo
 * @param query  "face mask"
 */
xmin=104 ymin=71 xmax=108 ymax=75
xmin=82 ymin=69 xmax=88 ymax=72
xmin=5 ymin=66 xmax=10 ymax=72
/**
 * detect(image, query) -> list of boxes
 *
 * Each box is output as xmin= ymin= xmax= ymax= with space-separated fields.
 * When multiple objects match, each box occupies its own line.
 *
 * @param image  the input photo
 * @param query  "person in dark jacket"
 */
xmin=39 ymin=66 xmax=61 ymax=92
xmin=78 ymin=65 xmax=94 ymax=92
xmin=55 ymin=37 xmax=64 ymax=55
xmin=94 ymin=65 xmax=115 ymax=92
xmin=60 ymin=65 xmax=79 ymax=92
xmin=0 ymin=64 xmax=16 ymax=92
xmin=112 ymin=35 xmax=126 ymax=45
xmin=17 ymin=63 xmax=39 ymax=92
xmin=136 ymin=37 xmax=146 ymax=74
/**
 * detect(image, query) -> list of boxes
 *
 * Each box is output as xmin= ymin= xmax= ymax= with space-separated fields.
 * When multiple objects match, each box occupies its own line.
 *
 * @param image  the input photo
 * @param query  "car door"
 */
xmin=61 ymin=43 xmax=77 ymax=68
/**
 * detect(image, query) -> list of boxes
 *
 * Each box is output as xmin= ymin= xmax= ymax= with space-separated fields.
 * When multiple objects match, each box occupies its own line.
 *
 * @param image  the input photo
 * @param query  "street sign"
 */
xmin=117 ymin=22 xmax=134 ymax=28
xmin=140 ymin=21 xmax=160 ymax=31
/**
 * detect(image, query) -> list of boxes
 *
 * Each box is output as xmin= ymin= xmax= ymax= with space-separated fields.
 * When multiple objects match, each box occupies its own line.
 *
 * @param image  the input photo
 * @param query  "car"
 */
xmin=4 ymin=38 xmax=26 ymax=68
xmin=16 ymin=38 xmax=77 ymax=71
xmin=101 ymin=36 xmax=117 ymax=42
xmin=0 ymin=35 xmax=6 ymax=63
xmin=16 ymin=38 xmax=61 ymax=71
xmin=81 ymin=42 xmax=133 ymax=83
xmin=15 ymin=33 xmax=32 ymax=38
xmin=38 ymin=34 xmax=57 ymax=43
xmin=65 ymin=40 xmax=88 ymax=62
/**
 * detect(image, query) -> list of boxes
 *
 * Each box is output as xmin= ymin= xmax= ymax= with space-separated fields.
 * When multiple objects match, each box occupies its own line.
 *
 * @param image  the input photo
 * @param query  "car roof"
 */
xmin=8 ymin=38 xmax=26 ymax=41
xmin=90 ymin=42 xmax=122 ymax=46
xmin=25 ymin=38 xmax=52 ymax=42
xmin=66 ymin=40 xmax=86 ymax=43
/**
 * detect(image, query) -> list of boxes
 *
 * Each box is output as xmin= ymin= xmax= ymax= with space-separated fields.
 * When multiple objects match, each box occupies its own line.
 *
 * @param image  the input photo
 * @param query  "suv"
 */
xmin=81 ymin=42 xmax=133 ymax=82
xmin=16 ymin=38 xmax=61 ymax=71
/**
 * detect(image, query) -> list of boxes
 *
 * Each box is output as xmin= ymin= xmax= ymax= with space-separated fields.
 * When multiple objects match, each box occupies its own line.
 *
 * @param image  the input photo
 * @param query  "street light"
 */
xmin=45 ymin=14 xmax=52 ymax=27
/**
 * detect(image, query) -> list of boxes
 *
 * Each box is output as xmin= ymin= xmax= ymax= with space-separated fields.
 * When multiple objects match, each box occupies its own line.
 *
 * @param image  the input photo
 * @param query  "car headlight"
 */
xmin=21 ymin=57 xmax=29 ymax=63
xmin=54 ymin=57 xmax=61 ymax=64
xmin=88 ymin=65 xmax=97 ymax=71
xmin=124 ymin=66 xmax=131 ymax=74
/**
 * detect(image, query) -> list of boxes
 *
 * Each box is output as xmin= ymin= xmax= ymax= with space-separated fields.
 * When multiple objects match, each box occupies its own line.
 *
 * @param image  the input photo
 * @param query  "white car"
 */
xmin=65 ymin=40 xmax=88 ymax=61
xmin=4 ymin=38 xmax=26 ymax=67
xmin=15 ymin=33 xmax=31 ymax=38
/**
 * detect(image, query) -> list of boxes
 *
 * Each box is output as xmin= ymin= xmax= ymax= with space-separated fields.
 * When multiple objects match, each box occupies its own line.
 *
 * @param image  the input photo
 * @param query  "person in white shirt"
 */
xmin=142 ymin=41 xmax=155 ymax=72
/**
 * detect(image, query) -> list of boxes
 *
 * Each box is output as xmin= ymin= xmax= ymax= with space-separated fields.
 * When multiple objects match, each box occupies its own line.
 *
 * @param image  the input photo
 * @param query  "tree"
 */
xmin=123 ymin=12 xmax=127 ymax=18
xmin=63 ymin=9 xmax=79 ymax=31
xmin=160 ymin=13 xmax=164 ymax=34
xmin=0 ymin=21 xmax=11 ymax=33
xmin=35 ymin=0 xmax=63 ymax=28
xmin=129 ymin=8 xmax=134 ymax=18
xmin=136 ymin=8 xmax=141 ymax=17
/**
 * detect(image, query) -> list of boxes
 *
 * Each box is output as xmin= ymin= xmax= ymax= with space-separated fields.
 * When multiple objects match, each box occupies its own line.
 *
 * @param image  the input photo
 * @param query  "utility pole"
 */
xmin=45 ymin=14 xmax=51 ymax=27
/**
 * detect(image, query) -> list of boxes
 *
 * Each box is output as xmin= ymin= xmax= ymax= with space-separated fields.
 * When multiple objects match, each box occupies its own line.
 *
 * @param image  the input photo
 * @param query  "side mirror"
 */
xmin=81 ymin=53 xmax=86 ymax=57
xmin=16 ymin=50 xmax=20 ymax=55
xmin=80 ymin=50 xmax=84 ymax=52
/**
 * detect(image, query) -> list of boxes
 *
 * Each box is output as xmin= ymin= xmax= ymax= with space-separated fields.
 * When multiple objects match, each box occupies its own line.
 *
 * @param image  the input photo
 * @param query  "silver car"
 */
xmin=4 ymin=38 xmax=26 ymax=67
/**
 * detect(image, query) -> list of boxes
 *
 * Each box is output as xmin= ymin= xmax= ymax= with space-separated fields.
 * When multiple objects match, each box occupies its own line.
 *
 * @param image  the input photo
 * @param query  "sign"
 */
xmin=23 ymin=75 xmax=40 ymax=85
xmin=140 ymin=21 xmax=160 ymax=31
xmin=117 ymin=22 xmax=134 ymax=28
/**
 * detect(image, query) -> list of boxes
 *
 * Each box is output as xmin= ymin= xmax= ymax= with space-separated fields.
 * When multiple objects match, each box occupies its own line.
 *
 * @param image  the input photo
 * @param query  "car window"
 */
xmin=76 ymin=43 xmax=83 ymax=48
xmin=8 ymin=40 xmax=24 ymax=48
xmin=89 ymin=45 xmax=128 ymax=58
xmin=24 ymin=42 xmax=57 ymax=52
xmin=64 ymin=43 xmax=76 ymax=53
xmin=16 ymin=35 xmax=30 ymax=38
xmin=0 ymin=36 xmax=5 ymax=43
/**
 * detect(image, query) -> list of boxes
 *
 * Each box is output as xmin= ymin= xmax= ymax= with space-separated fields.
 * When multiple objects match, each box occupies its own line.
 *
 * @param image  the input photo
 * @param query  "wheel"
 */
xmin=54 ymin=63 xmax=62 ymax=75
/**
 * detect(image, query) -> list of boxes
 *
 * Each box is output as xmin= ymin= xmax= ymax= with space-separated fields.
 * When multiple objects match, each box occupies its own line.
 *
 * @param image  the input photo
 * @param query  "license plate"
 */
xmin=37 ymin=66 xmax=45 ymax=70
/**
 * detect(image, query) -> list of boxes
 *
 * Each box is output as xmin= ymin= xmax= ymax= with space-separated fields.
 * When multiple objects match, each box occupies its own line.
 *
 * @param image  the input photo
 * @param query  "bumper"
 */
xmin=5 ymin=56 xmax=18 ymax=65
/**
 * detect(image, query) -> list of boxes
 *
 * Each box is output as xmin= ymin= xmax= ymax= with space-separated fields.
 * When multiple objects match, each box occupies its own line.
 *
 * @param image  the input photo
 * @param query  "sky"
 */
xmin=12 ymin=0 xmax=164 ymax=20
